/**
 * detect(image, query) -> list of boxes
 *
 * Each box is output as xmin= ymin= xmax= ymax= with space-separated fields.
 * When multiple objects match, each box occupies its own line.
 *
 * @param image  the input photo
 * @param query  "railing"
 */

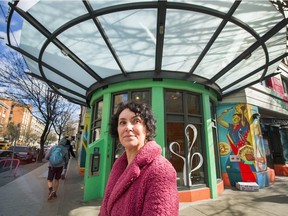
xmin=0 ymin=158 xmax=21 ymax=177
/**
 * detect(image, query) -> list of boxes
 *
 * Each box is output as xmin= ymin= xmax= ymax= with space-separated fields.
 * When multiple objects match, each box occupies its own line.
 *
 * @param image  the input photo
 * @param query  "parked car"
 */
xmin=0 ymin=150 xmax=17 ymax=161
xmin=8 ymin=146 xmax=37 ymax=162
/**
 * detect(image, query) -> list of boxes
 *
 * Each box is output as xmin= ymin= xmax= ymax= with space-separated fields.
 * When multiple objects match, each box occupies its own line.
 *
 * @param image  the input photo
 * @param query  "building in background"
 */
xmin=0 ymin=100 xmax=9 ymax=142
xmin=0 ymin=98 xmax=32 ymax=145
xmin=0 ymin=98 xmax=46 ymax=147
xmin=28 ymin=115 xmax=45 ymax=146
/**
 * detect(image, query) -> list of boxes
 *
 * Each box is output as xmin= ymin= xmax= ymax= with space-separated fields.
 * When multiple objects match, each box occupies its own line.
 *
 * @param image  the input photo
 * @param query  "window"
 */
xmin=282 ymin=75 xmax=288 ymax=94
xmin=112 ymin=90 xmax=151 ymax=114
xmin=112 ymin=89 xmax=151 ymax=162
xmin=165 ymin=90 xmax=205 ymax=188
xmin=90 ymin=99 xmax=103 ymax=143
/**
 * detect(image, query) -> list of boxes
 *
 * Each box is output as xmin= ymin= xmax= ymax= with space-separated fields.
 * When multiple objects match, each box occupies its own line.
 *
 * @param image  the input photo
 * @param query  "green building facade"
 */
xmin=83 ymin=79 xmax=220 ymax=202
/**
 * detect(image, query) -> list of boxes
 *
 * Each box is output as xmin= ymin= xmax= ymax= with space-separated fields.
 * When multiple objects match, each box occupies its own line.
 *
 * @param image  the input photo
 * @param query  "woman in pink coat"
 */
xmin=99 ymin=101 xmax=179 ymax=216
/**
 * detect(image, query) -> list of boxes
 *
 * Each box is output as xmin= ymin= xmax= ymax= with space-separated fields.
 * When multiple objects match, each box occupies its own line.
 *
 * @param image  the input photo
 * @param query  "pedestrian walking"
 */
xmin=61 ymin=136 xmax=76 ymax=180
xmin=45 ymin=138 xmax=68 ymax=200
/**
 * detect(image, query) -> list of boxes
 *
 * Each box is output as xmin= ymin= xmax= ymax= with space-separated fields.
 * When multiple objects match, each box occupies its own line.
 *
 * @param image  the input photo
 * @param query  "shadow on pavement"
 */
xmin=253 ymin=195 xmax=288 ymax=204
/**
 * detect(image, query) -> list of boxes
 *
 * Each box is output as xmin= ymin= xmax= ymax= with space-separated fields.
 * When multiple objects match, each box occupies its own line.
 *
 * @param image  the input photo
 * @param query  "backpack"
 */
xmin=49 ymin=146 xmax=64 ymax=166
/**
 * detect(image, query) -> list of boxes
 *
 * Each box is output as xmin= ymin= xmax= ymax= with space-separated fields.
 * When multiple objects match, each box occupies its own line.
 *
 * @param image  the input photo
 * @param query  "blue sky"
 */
xmin=0 ymin=0 xmax=25 ymax=96
xmin=0 ymin=0 xmax=23 ymax=54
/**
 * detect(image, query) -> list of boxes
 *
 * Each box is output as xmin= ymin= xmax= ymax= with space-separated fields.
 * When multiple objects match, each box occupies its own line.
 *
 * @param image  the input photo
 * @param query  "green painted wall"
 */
xmin=83 ymin=79 xmax=218 ymax=201
xmin=151 ymin=86 xmax=165 ymax=154
xmin=202 ymin=94 xmax=218 ymax=198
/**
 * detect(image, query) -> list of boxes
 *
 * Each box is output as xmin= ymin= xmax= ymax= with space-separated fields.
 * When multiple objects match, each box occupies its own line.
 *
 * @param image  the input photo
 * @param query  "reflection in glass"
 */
xmin=132 ymin=91 xmax=151 ymax=105
xmin=187 ymin=94 xmax=200 ymax=114
xmin=113 ymin=93 xmax=128 ymax=114
xmin=165 ymin=91 xmax=183 ymax=113
xmin=166 ymin=122 xmax=184 ymax=186
xmin=90 ymin=99 xmax=103 ymax=143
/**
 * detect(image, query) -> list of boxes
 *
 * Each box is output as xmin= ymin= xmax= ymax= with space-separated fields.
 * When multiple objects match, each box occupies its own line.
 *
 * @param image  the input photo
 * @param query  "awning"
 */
xmin=6 ymin=0 xmax=288 ymax=106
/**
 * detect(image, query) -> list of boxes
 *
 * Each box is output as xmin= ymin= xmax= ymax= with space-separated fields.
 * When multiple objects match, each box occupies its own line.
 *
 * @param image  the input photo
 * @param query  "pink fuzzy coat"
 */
xmin=99 ymin=141 xmax=179 ymax=216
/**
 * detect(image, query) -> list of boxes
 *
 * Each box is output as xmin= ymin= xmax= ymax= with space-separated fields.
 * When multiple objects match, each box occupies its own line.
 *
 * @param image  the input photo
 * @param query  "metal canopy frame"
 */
xmin=6 ymin=0 xmax=288 ymax=106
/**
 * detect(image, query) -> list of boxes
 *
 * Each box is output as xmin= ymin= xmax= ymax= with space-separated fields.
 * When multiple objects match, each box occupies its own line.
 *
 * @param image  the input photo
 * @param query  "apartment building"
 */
xmin=28 ymin=115 xmax=45 ymax=146
xmin=0 ymin=98 xmax=32 ymax=144
xmin=0 ymin=100 xmax=9 ymax=142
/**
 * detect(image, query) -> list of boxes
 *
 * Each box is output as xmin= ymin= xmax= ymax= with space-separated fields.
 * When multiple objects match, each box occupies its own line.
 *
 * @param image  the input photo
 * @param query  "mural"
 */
xmin=169 ymin=124 xmax=203 ymax=187
xmin=217 ymin=103 xmax=267 ymax=187
xmin=79 ymin=111 xmax=91 ymax=169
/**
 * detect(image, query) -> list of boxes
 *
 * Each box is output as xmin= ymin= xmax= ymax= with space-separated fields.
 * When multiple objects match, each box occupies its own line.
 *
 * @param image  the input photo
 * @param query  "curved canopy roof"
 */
xmin=6 ymin=0 xmax=288 ymax=106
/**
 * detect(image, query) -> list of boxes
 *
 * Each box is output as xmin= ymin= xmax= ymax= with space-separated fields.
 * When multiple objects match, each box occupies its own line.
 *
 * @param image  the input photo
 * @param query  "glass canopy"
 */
xmin=6 ymin=0 xmax=288 ymax=106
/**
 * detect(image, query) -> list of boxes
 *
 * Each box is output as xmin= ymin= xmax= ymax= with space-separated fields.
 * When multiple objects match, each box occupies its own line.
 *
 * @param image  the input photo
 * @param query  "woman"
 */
xmin=99 ymin=102 xmax=179 ymax=216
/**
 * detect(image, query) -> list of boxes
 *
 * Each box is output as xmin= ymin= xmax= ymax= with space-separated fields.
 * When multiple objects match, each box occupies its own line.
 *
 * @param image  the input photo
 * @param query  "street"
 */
xmin=0 ymin=160 xmax=47 ymax=187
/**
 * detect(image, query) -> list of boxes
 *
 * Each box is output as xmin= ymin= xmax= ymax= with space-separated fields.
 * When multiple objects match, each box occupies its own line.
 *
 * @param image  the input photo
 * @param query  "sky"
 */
xmin=0 ymin=0 xmax=23 ymax=95
xmin=0 ymin=0 xmax=24 ymax=54
xmin=0 ymin=0 xmax=81 ymax=116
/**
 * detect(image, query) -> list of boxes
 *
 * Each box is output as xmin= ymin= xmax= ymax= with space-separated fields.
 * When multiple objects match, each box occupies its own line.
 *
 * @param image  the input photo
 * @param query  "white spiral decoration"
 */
xmin=169 ymin=124 xmax=203 ymax=186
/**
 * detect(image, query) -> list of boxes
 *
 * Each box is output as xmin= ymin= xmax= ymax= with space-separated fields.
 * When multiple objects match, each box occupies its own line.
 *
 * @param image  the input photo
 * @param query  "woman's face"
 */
xmin=232 ymin=114 xmax=240 ymax=124
xmin=118 ymin=108 xmax=148 ymax=151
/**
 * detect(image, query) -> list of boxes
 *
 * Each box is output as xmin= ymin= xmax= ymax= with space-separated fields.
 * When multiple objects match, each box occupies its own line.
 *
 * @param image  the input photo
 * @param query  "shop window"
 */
xmin=165 ymin=90 xmax=206 ymax=188
xmin=111 ymin=89 xmax=151 ymax=162
xmin=90 ymin=99 xmax=103 ymax=143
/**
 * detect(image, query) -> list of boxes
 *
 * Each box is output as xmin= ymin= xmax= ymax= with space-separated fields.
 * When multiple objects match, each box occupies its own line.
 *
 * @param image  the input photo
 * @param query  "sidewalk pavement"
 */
xmin=0 ymin=158 xmax=287 ymax=216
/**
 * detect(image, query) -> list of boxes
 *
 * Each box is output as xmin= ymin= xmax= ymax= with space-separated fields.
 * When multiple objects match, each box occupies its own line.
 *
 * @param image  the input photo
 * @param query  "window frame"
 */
xmin=90 ymin=99 xmax=103 ymax=143
xmin=164 ymin=89 xmax=207 ymax=189
xmin=111 ymin=89 xmax=152 ymax=162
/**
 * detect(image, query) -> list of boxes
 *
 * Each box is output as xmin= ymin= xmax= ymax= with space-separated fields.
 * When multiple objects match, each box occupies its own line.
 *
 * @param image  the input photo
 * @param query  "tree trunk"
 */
xmin=37 ymin=123 xmax=50 ymax=162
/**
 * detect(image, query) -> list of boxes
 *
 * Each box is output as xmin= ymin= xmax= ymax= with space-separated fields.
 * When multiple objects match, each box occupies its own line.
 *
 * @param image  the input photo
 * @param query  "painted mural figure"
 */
xmin=217 ymin=104 xmax=256 ymax=186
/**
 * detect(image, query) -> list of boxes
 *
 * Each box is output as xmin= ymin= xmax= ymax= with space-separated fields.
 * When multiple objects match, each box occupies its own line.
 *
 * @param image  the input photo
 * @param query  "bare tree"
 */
xmin=64 ymin=119 xmax=78 ymax=138
xmin=46 ymin=131 xmax=57 ymax=144
xmin=0 ymin=50 xmax=79 ymax=161
xmin=52 ymin=102 xmax=78 ymax=141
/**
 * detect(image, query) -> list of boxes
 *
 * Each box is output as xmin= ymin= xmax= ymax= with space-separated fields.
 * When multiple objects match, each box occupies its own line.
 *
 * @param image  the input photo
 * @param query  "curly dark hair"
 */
xmin=110 ymin=101 xmax=157 ymax=141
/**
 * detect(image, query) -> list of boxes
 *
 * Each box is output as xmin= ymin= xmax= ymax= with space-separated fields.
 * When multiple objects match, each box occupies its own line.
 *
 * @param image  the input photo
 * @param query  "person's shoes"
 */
xmin=48 ymin=190 xmax=55 ymax=200
xmin=53 ymin=192 xmax=57 ymax=199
